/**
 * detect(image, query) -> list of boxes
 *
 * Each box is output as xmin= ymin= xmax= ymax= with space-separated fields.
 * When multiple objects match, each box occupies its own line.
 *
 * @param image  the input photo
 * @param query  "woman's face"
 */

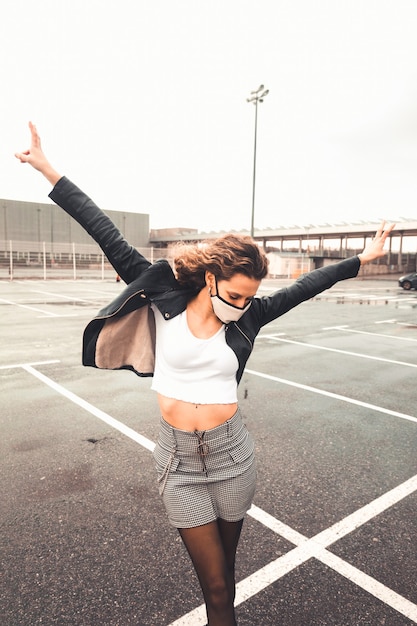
xmin=213 ymin=273 xmax=261 ymax=308
xmin=206 ymin=272 xmax=261 ymax=323
xmin=203 ymin=272 xmax=260 ymax=323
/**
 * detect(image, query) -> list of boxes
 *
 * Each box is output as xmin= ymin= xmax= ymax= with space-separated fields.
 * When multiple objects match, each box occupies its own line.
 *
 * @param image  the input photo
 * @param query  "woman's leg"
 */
xmin=217 ymin=517 xmax=244 ymax=604
xmin=178 ymin=518 xmax=244 ymax=626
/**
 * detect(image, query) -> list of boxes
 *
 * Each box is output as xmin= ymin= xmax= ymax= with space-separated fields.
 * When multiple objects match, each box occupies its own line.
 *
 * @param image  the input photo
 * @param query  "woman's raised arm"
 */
xmin=15 ymin=122 xmax=151 ymax=283
xmin=15 ymin=121 xmax=62 ymax=187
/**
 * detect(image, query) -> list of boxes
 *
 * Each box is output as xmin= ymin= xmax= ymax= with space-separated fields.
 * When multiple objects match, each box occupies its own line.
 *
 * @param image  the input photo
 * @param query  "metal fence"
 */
xmin=0 ymin=240 xmax=174 ymax=281
xmin=0 ymin=240 xmax=414 ymax=281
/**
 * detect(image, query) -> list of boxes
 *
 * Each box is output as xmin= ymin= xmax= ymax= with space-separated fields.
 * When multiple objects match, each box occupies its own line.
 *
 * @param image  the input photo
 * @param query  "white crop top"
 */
xmin=150 ymin=304 xmax=238 ymax=404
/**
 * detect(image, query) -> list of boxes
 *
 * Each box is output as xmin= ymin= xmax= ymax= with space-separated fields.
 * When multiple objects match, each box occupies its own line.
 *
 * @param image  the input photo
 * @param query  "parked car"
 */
xmin=398 ymin=272 xmax=417 ymax=290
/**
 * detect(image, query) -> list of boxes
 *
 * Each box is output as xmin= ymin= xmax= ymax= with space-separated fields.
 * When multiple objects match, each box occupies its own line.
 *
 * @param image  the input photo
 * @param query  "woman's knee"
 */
xmin=204 ymin=575 xmax=233 ymax=610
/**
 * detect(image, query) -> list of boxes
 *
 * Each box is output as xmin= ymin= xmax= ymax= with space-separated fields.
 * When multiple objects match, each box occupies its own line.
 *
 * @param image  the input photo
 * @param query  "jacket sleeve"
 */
xmin=255 ymin=256 xmax=361 ymax=326
xmin=49 ymin=176 xmax=151 ymax=284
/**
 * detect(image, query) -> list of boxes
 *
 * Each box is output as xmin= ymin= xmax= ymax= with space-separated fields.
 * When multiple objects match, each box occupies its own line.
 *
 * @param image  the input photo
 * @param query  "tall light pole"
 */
xmin=247 ymin=85 xmax=269 ymax=238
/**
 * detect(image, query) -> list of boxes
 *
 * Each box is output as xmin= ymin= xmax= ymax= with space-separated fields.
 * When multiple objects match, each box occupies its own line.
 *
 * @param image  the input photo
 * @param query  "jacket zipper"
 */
xmin=231 ymin=323 xmax=253 ymax=349
xmin=95 ymin=289 xmax=147 ymax=320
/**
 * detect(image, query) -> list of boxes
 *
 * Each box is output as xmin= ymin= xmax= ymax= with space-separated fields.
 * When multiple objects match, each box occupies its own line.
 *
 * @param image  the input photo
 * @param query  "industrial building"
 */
xmin=1 ymin=197 xmax=416 ymax=281
xmin=0 ymin=198 xmax=149 ymax=248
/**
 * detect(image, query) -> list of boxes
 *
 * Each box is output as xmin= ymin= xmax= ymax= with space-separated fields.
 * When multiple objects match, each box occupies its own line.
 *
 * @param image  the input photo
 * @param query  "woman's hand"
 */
xmin=15 ymin=122 xmax=62 ymax=187
xmin=358 ymin=221 xmax=396 ymax=265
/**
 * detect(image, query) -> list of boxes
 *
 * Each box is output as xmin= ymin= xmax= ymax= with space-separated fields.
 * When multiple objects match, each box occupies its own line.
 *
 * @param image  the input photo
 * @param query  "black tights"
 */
xmin=178 ymin=518 xmax=244 ymax=626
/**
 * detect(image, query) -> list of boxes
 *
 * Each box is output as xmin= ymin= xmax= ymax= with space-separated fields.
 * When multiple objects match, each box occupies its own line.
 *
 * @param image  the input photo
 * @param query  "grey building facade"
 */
xmin=0 ymin=198 xmax=149 ymax=248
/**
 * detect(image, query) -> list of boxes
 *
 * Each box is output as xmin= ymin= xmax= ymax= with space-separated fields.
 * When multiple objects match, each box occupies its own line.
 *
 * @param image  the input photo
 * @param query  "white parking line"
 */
xmin=0 ymin=297 xmax=60 ymax=317
xmin=232 ymin=503 xmax=417 ymax=623
xmin=246 ymin=369 xmax=417 ymax=424
xmin=322 ymin=324 xmax=350 ymax=329
xmin=21 ymin=364 xmax=155 ymax=452
xmin=16 ymin=363 xmax=417 ymax=625
xmin=30 ymin=289 xmax=100 ymax=304
xmin=323 ymin=325 xmax=417 ymax=343
xmin=258 ymin=335 xmax=417 ymax=368
xmin=0 ymin=359 xmax=60 ymax=370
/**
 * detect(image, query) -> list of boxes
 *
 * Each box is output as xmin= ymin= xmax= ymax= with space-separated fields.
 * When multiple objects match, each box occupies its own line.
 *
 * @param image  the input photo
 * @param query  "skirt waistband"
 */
xmin=158 ymin=408 xmax=244 ymax=453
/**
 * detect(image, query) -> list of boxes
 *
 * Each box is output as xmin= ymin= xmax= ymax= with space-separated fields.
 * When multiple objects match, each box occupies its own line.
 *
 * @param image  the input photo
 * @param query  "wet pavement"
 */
xmin=1 ymin=276 xmax=416 ymax=625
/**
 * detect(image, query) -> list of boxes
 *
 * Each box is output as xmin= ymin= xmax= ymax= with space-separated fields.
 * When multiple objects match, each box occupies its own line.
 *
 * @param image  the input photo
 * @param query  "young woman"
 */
xmin=16 ymin=122 xmax=394 ymax=626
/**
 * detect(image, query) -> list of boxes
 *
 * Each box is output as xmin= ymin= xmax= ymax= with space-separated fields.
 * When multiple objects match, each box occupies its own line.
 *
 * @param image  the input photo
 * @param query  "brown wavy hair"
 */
xmin=174 ymin=234 xmax=269 ymax=291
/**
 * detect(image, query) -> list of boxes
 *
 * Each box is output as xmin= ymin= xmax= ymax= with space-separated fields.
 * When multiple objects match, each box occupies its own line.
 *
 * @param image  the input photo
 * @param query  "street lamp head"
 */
xmin=247 ymin=86 xmax=269 ymax=104
xmin=250 ymin=84 xmax=265 ymax=94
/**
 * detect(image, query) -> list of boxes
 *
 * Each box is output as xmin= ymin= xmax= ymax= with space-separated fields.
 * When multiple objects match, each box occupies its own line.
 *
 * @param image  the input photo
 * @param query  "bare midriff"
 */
xmin=157 ymin=393 xmax=238 ymax=431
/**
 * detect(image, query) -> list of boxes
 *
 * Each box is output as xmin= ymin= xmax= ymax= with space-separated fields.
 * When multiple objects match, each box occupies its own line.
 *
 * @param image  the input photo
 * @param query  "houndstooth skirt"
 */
xmin=152 ymin=408 xmax=257 ymax=528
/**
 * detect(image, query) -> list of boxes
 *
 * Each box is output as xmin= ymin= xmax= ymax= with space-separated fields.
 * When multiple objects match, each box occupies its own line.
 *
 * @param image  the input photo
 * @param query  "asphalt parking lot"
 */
xmin=1 ymin=275 xmax=416 ymax=626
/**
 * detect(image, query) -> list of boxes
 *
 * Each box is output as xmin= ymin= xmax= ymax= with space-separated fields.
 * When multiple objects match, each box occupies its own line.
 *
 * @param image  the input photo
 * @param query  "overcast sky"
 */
xmin=2 ymin=0 xmax=417 ymax=233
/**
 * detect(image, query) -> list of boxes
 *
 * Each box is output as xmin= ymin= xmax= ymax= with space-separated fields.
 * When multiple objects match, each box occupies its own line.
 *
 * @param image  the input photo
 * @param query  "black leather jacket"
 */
xmin=50 ymin=177 xmax=361 ymax=384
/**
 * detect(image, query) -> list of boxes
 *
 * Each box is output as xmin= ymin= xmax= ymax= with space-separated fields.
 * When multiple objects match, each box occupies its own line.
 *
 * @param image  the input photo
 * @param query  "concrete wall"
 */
xmin=0 ymin=198 xmax=149 ymax=248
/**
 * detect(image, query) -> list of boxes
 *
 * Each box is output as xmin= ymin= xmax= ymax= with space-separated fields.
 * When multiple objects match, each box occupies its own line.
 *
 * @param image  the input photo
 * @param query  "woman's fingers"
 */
xmin=29 ymin=121 xmax=40 ymax=146
xmin=15 ymin=122 xmax=43 ymax=164
xmin=375 ymin=221 xmax=385 ymax=239
xmin=14 ymin=149 xmax=30 ymax=163
xmin=375 ymin=221 xmax=395 ymax=242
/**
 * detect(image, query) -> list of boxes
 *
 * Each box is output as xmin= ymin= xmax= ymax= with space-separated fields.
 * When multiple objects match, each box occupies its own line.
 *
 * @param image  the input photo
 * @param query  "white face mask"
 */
xmin=210 ymin=278 xmax=253 ymax=323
